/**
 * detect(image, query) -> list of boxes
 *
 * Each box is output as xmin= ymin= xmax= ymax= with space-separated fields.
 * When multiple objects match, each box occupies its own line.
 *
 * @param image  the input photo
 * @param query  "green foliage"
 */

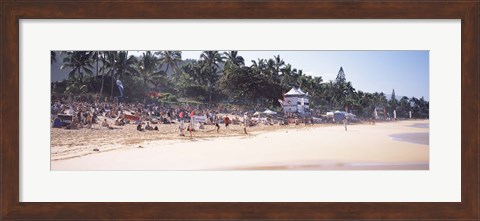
xmin=157 ymin=93 xmax=178 ymax=102
xmin=54 ymin=51 xmax=429 ymax=119
xmin=64 ymin=77 xmax=88 ymax=95
xmin=218 ymin=63 xmax=269 ymax=102
xmin=61 ymin=51 xmax=95 ymax=81
xmin=122 ymin=75 xmax=145 ymax=102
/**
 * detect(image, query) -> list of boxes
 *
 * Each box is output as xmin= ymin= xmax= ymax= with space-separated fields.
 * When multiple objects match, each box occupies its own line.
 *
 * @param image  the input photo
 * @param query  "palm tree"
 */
xmin=60 ymin=51 xmax=94 ymax=82
xmin=296 ymin=70 xmax=311 ymax=89
xmin=250 ymin=58 xmax=266 ymax=74
xmin=409 ymin=97 xmax=421 ymax=118
xmin=115 ymin=51 xmax=137 ymax=79
xmin=98 ymin=52 xmax=107 ymax=95
xmin=280 ymin=64 xmax=297 ymax=89
xmin=134 ymin=51 xmax=163 ymax=94
xmin=199 ymin=51 xmax=224 ymax=102
xmin=223 ymin=51 xmax=245 ymax=67
xmin=200 ymin=51 xmax=224 ymax=71
xmin=85 ymin=51 xmax=101 ymax=94
xmin=399 ymin=96 xmax=410 ymax=118
xmin=155 ymin=51 xmax=182 ymax=79
xmin=273 ymin=54 xmax=285 ymax=75
xmin=99 ymin=51 xmax=117 ymax=97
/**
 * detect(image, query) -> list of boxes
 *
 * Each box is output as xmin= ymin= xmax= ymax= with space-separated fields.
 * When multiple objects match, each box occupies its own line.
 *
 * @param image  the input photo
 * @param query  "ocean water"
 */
xmin=389 ymin=132 xmax=429 ymax=145
xmin=409 ymin=123 xmax=429 ymax=128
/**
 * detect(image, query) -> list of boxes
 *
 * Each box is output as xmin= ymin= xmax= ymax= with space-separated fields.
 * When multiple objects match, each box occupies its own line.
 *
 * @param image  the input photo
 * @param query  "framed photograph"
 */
xmin=1 ymin=1 xmax=478 ymax=220
xmin=49 ymin=50 xmax=431 ymax=171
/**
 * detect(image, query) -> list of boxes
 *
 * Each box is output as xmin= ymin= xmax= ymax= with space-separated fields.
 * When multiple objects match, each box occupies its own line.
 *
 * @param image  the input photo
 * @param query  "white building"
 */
xmin=282 ymin=87 xmax=309 ymax=114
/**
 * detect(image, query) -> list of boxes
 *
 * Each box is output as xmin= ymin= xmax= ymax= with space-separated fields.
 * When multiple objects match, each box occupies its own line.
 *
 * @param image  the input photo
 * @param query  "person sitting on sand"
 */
xmin=67 ymin=117 xmax=78 ymax=129
xmin=86 ymin=114 xmax=93 ymax=128
xmin=145 ymin=122 xmax=153 ymax=131
xmin=102 ymin=119 xmax=109 ymax=127
xmin=114 ymin=117 xmax=125 ymax=126
xmin=137 ymin=123 xmax=144 ymax=131
xmin=154 ymin=126 xmax=158 ymax=131
xmin=102 ymin=119 xmax=114 ymax=130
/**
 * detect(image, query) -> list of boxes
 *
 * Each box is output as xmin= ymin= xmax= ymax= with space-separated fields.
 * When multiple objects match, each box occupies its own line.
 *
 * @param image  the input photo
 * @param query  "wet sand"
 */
xmin=389 ymin=132 xmax=429 ymax=145
xmin=51 ymin=120 xmax=429 ymax=170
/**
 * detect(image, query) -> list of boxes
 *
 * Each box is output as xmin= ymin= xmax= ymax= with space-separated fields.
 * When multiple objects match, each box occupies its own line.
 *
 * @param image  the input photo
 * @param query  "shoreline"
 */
xmin=51 ymin=119 xmax=429 ymax=170
xmin=229 ymin=162 xmax=429 ymax=170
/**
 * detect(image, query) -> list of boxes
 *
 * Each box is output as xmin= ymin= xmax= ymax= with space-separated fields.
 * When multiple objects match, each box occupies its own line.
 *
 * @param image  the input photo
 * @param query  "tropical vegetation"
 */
xmin=51 ymin=51 xmax=429 ymax=119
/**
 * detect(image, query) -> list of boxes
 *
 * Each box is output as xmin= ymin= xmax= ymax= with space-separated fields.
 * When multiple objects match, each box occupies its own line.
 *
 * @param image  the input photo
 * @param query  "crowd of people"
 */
xmin=51 ymin=96 xmax=342 ymax=139
xmin=51 ymin=98 xmax=274 ymax=134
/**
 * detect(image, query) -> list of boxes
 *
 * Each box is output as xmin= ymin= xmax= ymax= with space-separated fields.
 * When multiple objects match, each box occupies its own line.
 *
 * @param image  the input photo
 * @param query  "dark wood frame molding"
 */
xmin=1 ymin=0 xmax=478 ymax=220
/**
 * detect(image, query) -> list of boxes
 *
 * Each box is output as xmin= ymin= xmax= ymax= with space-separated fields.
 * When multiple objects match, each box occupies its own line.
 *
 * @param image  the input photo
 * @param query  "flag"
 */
xmin=116 ymin=80 xmax=124 ymax=97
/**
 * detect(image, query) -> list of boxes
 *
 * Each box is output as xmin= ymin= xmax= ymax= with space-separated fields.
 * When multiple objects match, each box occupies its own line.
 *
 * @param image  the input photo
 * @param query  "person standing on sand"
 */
xmin=189 ymin=110 xmax=195 ymax=138
xmin=179 ymin=111 xmax=184 ymax=123
xmin=215 ymin=116 xmax=220 ymax=133
xmin=243 ymin=112 xmax=248 ymax=134
xmin=179 ymin=120 xmax=185 ymax=136
xmin=343 ymin=117 xmax=348 ymax=131
xmin=224 ymin=115 xmax=230 ymax=130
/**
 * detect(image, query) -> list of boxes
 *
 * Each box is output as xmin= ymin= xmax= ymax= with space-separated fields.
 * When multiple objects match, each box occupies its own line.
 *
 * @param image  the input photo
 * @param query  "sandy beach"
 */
xmin=51 ymin=119 xmax=429 ymax=170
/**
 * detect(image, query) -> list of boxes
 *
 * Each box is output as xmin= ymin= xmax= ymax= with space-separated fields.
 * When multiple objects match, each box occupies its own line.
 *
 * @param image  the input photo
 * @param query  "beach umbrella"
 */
xmin=263 ymin=109 xmax=277 ymax=115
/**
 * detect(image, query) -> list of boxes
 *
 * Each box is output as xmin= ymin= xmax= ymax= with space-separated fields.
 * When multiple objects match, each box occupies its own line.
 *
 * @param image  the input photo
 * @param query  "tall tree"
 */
xmin=399 ymin=96 xmax=410 ymax=118
xmin=335 ymin=66 xmax=346 ymax=83
xmin=273 ymin=55 xmax=285 ymax=76
xmin=99 ymin=51 xmax=117 ymax=97
xmin=133 ymin=51 xmax=163 ymax=94
xmin=60 ymin=51 xmax=94 ymax=82
xmin=156 ymin=51 xmax=182 ymax=79
xmin=390 ymin=88 xmax=398 ymax=110
xmin=280 ymin=64 xmax=298 ymax=89
xmin=223 ymin=51 xmax=245 ymax=67
xmin=200 ymin=51 xmax=224 ymax=102
xmin=98 ymin=52 xmax=108 ymax=95
xmin=250 ymin=58 xmax=266 ymax=75
xmin=115 ymin=51 xmax=137 ymax=79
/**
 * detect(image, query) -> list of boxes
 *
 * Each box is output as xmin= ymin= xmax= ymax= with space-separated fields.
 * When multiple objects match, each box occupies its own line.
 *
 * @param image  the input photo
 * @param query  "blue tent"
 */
xmin=52 ymin=118 xmax=62 ymax=128
xmin=333 ymin=111 xmax=346 ymax=123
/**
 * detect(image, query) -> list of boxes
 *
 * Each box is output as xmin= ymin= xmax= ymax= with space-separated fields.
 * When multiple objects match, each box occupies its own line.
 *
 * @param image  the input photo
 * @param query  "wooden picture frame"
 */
xmin=1 ymin=0 xmax=478 ymax=220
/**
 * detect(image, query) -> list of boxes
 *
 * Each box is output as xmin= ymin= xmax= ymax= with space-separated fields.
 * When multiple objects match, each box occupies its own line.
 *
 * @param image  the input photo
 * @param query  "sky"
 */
xmin=158 ymin=50 xmax=429 ymax=100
